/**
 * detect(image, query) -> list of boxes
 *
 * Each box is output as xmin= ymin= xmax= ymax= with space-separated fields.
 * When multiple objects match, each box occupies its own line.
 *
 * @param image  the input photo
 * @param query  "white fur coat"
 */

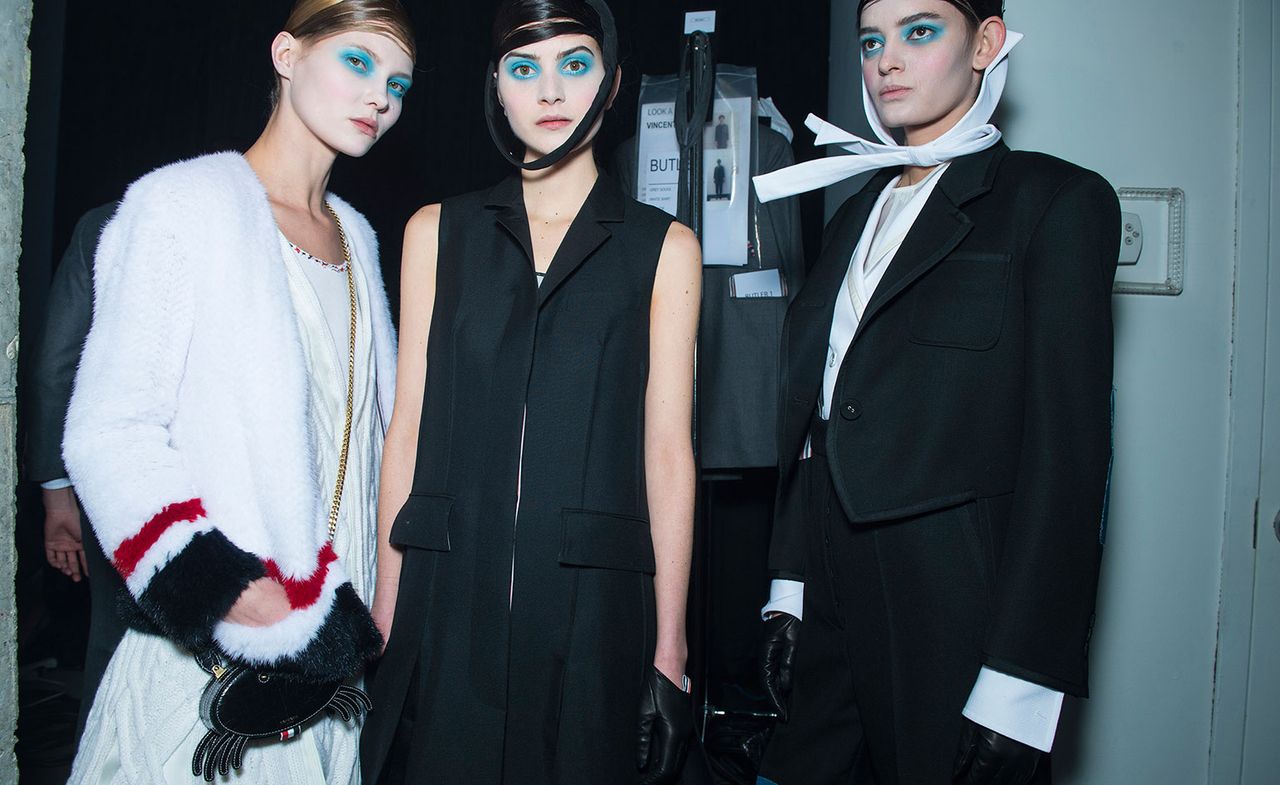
xmin=63 ymin=152 xmax=396 ymax=675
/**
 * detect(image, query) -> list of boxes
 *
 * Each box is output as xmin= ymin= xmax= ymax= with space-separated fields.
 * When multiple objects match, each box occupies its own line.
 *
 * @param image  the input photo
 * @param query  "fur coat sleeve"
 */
xmin=63 ymin=154 xmax=385 ymax=681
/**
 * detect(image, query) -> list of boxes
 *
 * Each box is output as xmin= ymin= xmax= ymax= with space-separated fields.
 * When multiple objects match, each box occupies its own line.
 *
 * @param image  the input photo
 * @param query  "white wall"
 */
xmin=1002 ymin=3 xmax=1238 ymax=782
xmin=823 ymin=1 xmax=1246 ymax=782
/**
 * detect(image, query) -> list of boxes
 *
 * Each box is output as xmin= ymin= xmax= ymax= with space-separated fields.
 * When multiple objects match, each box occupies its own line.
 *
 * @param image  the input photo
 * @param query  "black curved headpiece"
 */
xmin=485 ymin=0 xmax=619 ymax=171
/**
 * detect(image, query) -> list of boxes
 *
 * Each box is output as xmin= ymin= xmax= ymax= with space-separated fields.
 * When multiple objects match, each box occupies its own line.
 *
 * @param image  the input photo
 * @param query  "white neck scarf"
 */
xmin=753 ymin=31 xmax=1022 ymax=204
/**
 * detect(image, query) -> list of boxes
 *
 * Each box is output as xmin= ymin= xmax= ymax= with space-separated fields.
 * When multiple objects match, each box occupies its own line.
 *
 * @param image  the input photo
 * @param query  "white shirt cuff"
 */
xmin=962 ymin=666 xmax=1064 ymax=753
xmin=40 ymin=477 xmax=73 ymax=491
xmin=761 ymin=579 xmax=805 ymax=621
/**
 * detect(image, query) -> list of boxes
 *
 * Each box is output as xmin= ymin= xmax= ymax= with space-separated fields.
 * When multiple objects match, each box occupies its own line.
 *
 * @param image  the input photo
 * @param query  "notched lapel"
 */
xmin=779 ymin=183 xmax=883 ymax=455
xmin=856 ymin=194 xmax=972 ymax=330
xmin=537 ymin=175 xmax=625 ymax=307
xmin=486 ymin=177 xmax=537 ymax=275
xmin=536 ymin=221 xmax=611 ymax=307
xmin=495 ymin=205 xmax=535 ymax=263
xmin=785 ymin=192 xmax=874 ymax=407
xmin=792 ymin=183 xmax=884 ymax=318
xmin=855 ymin=143 xmax=1006 ymax=332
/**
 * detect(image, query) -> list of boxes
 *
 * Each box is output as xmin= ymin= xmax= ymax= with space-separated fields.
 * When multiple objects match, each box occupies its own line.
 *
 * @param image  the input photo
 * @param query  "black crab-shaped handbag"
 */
xmin=191 ymin=650 xmax=373 ymax=780
xmin=190 ymin=204 xmax=373 ymax=781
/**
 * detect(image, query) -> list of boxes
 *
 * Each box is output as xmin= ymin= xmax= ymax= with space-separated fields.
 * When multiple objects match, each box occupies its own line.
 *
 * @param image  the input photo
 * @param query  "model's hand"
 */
xmin=224 ymin=578 xmax=293 ymax=627
xmin=952 ymin=718 xmax=1042 ymax=785
xmin=760 ymin=612 xmax=800 ymax=721
xmin=636 ymin=666 xmax=692 ymax=784
xmin=43 ymin=487 xmax=88 ymax=582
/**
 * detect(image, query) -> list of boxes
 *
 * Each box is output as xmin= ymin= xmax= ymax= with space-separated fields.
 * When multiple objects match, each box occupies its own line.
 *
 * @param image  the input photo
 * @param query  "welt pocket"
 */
xmin=388 ymin=493 xmax=453 ymax=552
xmin=908 ymin=253 xmax=1011 ymax=351
xmin=558 ymin=508 xmax=656 ymax=574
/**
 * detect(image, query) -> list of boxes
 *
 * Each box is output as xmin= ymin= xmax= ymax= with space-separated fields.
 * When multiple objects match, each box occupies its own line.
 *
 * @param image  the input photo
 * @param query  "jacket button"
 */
xmin=841 ymin=400 xmax=862 ymax=420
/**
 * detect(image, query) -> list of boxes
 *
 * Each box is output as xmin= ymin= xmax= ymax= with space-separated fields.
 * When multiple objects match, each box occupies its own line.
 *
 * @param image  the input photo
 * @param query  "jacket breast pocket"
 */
xmin=908 ymin=253 xmax=1011 ymax=351
xmin=558 ymin=509 xmax=656 ymax=574
xmin=388 ymin=493 xmax=453 ymax=552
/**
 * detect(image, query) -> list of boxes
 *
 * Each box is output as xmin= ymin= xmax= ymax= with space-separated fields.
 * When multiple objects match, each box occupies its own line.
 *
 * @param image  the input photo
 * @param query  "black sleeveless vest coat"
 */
xmin=362 ymin=175 xmax=674 ymax=784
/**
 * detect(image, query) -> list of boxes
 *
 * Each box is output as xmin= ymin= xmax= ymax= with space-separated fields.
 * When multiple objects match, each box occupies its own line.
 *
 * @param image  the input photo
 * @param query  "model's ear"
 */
xmin=494 ymin=71 xmax=506 ymax=112
xmin=605 ymin=65 xmax=623 ymax=110
xmin=271 ymin=32 xmax=300 ymax=81
xmin=972 ymin=16 xmax=1007 ymax=72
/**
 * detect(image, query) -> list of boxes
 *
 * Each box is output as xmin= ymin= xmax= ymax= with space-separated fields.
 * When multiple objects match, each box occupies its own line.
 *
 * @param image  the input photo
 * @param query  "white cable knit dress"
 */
xmin=69 ymin=228 xmax=383 ymax=785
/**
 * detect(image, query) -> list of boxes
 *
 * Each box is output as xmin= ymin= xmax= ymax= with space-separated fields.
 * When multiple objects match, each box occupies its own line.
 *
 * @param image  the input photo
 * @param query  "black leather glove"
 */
xmin=952 ymin=718 xmax=1042 ymax=785
xmin=637 ymin=666 xmax=693 ymax=784
xmin=759 ymin=613 xmax=800 ymax=721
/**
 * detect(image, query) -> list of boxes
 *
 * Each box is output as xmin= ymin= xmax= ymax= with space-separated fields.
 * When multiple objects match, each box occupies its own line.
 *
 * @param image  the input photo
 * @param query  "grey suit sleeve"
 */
xmin=610 ymin=137 xmax=639 ymax=197
xmin=755 ymin=126 xmax=806 ymax=291
xmin=25 ymin=202 xmax=117 ymax=483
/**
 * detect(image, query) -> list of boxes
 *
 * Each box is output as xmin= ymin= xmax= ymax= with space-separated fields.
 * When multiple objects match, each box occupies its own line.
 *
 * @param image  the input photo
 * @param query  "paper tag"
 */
xmin=637 ymin=101 xmax=679 ymax=217
xmin=730 ymin=268 xmax=786 ymax=299
xmin=684 ymin=11 xmax=716 ymax=35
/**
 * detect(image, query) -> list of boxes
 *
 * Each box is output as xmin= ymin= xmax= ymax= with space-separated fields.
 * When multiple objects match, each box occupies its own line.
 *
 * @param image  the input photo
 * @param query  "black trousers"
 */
xmin=758 ymin=426 xmax=1051 ymax=785
xmin=78 ymin=512 xmax=128 ymax=739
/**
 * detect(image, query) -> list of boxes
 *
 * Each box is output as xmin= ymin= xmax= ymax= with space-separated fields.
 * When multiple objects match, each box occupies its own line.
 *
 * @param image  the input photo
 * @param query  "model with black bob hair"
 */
xmin=362 ymin=0 xmax=704 ymax=783
xmin=491 ymin=0 xmax=605 ymax=59
xmin=484 ymin=0 xmax=619 ymax=171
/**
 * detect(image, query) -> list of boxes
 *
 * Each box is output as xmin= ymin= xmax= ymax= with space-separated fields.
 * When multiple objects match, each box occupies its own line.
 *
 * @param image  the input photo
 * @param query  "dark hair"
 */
xmin=491 ymin=0 xmax=605 ymax=62
xmin=859 ymin=0 xmax=1004 ymax=26
xmin=485 ymin=0 xmax=618 ymax=170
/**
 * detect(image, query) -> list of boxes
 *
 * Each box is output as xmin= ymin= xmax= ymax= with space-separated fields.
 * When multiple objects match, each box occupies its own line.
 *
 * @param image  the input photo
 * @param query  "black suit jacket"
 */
xmin=26 ymin=202 xmax=117 ymax=484
xmin=613 ymin=124 xmax=806 ymax=468
xmin=770 ymin=143 xmax=1119 ymax=696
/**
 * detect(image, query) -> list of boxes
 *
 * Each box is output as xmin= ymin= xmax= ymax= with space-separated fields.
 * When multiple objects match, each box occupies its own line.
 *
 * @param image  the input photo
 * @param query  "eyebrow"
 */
xmin=345 ymin=44 xmax=381 ymax=65
xmin=503 ymin=45 xmax=595 ymax=62
xmin=345 ymin=42 xmax=414 ymax=80
xmin=859 ymin=11 xmax=945 ymax=35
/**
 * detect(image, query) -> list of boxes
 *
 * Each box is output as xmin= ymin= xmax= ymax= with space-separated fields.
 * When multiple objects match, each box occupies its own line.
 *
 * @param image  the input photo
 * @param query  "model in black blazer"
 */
xmin=780 ymin=142 xmax=1116 ymax=686
xmin=759 ymin=140 xmax=1119 ymax=783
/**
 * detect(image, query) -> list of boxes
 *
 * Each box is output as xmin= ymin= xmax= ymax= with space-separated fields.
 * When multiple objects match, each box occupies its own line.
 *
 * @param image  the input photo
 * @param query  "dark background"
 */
xmin=17 ymin=1 xmax=831 ymax=780
xmin=24 ymin=0 xmax=830 ymax=321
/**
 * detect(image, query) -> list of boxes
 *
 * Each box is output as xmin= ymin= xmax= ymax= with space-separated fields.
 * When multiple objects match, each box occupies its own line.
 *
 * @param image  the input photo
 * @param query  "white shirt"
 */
xmin=819 ymin=166 xmax=946 ymax=420
xmin=765 ymin=167 xmax=1065 ymax=753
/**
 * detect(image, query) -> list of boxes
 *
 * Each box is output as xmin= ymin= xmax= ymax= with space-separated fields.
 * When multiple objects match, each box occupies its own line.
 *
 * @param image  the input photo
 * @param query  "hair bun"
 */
xmin=283 ymin=0 xmax=416 ymax=61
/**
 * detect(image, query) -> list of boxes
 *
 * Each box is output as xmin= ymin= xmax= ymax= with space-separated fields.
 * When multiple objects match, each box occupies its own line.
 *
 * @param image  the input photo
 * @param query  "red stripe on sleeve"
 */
xmin=263 ymin=542 xmax=339 ymax=610
xmin=113 ymin=498 xmax=207 ymax=579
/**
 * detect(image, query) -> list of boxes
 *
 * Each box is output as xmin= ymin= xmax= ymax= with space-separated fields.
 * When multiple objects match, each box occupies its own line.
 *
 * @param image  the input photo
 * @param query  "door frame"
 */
xmin=1209 ymin=0 xmax=1276 ymax=782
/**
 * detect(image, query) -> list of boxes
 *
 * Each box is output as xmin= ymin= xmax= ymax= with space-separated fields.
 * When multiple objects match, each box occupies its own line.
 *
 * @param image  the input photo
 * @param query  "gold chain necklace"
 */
xmin=324 ymin=201 xmax=357 ymax=543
